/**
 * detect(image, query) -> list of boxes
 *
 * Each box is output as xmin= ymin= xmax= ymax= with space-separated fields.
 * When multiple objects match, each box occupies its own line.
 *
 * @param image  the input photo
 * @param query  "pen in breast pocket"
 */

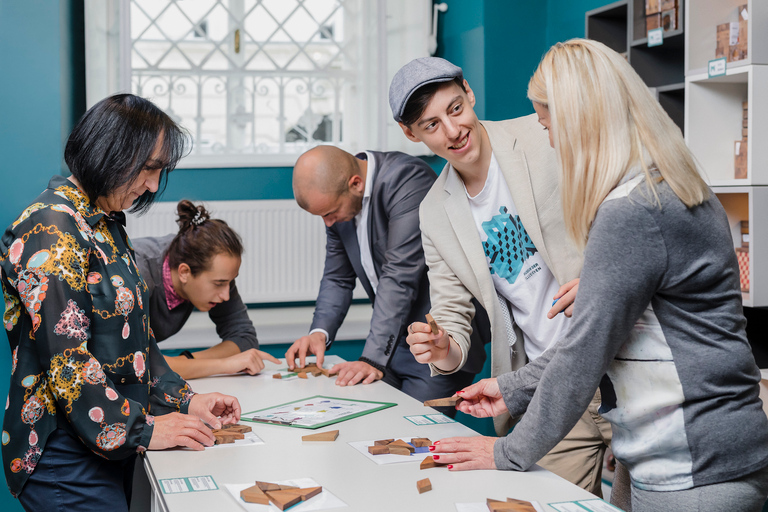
xmin=551 ymin=298 xmax=564 ymax=316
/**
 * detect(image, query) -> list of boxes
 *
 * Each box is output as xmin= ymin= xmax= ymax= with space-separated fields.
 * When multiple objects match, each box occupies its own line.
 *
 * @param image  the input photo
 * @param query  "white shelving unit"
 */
xmin=685 ymin=0 xmax=768 ymax=306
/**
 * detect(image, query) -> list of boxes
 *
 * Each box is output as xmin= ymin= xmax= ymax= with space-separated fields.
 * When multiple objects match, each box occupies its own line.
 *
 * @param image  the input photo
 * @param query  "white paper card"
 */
xmin=224 ymin=478 xmax=346 ymax=511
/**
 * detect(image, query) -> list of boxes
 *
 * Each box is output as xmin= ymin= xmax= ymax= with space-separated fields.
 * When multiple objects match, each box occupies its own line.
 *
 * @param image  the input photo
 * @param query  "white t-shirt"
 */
xmin=460 ymin=153 xmax=570 ymax=360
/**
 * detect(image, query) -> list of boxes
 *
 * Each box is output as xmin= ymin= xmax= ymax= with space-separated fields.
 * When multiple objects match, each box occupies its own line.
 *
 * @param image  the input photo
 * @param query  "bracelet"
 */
xmin=180 ymin=350 xmax=195 ymax=359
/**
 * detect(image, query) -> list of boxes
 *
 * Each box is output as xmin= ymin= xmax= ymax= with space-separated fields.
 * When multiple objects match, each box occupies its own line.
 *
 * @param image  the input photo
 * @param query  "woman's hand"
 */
xmin=428 ymin=436 xmax=498 ymax=471
xmin=188 ymin=392 xmax=241 ymax=429
xmin=455 ymin=378 xmax=507 ymax=418
xmin=147 ymin=412 xmax=215 ymax=451
xmin=406 ymin=322 xmax=450 ymax=364
xmin=548 ymin=278 xmax=579 ymax=318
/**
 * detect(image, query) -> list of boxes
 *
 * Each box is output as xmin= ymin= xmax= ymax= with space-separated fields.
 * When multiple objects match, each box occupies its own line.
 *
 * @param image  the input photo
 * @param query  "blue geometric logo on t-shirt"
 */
xmin=482 ymin=206 xmax=538 ymax=284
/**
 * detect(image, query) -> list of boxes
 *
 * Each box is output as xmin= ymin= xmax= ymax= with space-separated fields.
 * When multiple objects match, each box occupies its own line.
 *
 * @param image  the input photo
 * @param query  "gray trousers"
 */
xmin=620 ymin=464 xmax=768 ymax=512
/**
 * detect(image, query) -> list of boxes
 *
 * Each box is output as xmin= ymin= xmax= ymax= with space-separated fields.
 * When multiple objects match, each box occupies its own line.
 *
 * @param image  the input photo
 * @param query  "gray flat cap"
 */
xmin=389 ymin=57 xmax=463 ymax=123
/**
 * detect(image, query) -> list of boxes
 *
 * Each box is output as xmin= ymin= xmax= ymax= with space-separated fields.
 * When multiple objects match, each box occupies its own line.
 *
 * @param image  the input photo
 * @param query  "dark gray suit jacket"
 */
xmin=310 ymin=151 xmax=487 ymax=372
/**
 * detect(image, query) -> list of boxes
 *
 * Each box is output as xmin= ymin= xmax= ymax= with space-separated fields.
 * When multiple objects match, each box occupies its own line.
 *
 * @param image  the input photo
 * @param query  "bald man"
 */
xmin=286 ymin=146 xmax=486 ymax=405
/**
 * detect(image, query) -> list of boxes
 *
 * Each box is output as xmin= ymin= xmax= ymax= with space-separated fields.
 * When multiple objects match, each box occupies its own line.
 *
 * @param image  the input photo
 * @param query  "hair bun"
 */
xmin=176 ymin=199 xmax=210 ymax=231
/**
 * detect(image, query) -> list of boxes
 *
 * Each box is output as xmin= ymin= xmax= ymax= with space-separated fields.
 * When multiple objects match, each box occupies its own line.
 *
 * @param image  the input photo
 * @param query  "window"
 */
xmin=85 ymin=0 xmax=433 ymax=167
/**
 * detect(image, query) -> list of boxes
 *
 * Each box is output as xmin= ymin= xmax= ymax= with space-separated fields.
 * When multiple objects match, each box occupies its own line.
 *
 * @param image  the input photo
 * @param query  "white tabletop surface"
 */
xmin=144 ymin=357 xmax=597 ymax=512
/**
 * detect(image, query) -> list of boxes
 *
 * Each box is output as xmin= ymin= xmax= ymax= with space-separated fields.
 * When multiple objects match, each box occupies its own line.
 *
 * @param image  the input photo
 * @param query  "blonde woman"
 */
xmin=428 ymin=39 xmax=768 ymax=511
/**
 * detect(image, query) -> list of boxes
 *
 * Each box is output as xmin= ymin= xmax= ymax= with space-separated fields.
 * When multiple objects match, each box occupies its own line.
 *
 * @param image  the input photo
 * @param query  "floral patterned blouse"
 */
xmin=0 ymin=176 xmax=194 ymax=497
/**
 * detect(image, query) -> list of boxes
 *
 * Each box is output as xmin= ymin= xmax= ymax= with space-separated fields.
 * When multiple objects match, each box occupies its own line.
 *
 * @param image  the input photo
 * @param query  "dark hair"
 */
xmin=400 ymin=77 xmax=467 ymax=127
xmin=64 ymin=94 xmax=189 ymax=214
xmin=167 ymin=200 xmax=244 ymax=276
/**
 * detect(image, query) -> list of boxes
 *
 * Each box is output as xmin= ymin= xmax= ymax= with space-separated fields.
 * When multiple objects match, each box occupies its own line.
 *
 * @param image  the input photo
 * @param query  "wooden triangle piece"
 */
xmin=423 ymin=396 xmax=463 ymax=407
xmin=240 ymin=484 xmax=269 ymax=504
xmin=279 ymin=486 xmax=323 ymax=501
xmin=265 ymin=490 xmax=302 ymax=510
xmin=254 ymin=481 xmax=282 ymax=492
xmin=420 ymin=455 xmax=447 ymax=469
xmin=389 ymin=439 xmax=415 ymax=453
xmin=301 ymin=429 xmax=339 ymax=442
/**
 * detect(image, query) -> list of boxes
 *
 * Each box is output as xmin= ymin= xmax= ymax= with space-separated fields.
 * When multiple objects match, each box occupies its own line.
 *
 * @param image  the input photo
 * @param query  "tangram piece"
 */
xmin=301 ymin=429 xmax=339 ymax=442
xmin=298 ymin=372 xmax=308 ymax=379
xmin=416 ymin=478 xmax=432 ymax=494
xmin=211 ymin=429 xmax=244 ymax=440
xmin=265 ymin=490 xmax=302 ymax=511
xmin=221 ymin=423 xmax=252 ymax=434
xmin=486 ymin=498 xmax=538 ymax=512
xmin=318 ymin=367 xmax=332 ymax=377
xmin=213 ymin=434 xmax=234 ymax=445
xmin=425 ymin=313 xmax=440 ymax=335
xmin=281 ymin=486 xmax=323 ymax=501
xmin=423 ymin=396 xmax=463 ymax=407
xmin=254 ymin=481 xmax=282 ymax=492
xmin=368 ymin=445 xmax=390 ymax=455
xmin=374 ymin=439 xmax=394 ymax=446
xmin=420 ymin=455 xmax=447 ymax=469
xmin=387 ymin=445 xmax=413 ymax=456
xmin=389 ymin=439 xmax=415 ymax=453
xmin=272 ymin=373 xmax=282 ymax=379
xmin=411 ymin=437 xmax=431 ymax=447
xmin=240 ymin=485 xmax=269 ymax=504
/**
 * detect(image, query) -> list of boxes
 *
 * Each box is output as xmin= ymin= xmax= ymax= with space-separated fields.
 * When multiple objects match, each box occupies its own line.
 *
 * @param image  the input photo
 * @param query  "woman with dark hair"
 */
xmin=0 ymin=94 xmax=241 ymax=511
xmin=133 ymin=200 xmax=279 ymax=379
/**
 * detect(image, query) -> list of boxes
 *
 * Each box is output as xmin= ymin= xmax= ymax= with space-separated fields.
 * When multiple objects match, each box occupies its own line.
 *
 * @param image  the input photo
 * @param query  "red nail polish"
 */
xmin=432 ymin=455 xmax=439 ymax=460
xmin=428 ymin=446 xmax=435 ymax=451
xmin=434 ymin=441 xmax=440 ymax=445
xmin=447 ymin=464 xmax=453 ymax=469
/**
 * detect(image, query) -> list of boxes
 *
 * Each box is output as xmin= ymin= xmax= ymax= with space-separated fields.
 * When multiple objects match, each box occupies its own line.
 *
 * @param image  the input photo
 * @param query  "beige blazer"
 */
xmin=419 ymin=114 xmax=583 ymax=434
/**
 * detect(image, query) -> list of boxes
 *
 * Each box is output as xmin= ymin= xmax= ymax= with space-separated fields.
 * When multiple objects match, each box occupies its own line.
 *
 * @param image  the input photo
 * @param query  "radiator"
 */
xmin=124 ymin=200 xmax=329 ymax=304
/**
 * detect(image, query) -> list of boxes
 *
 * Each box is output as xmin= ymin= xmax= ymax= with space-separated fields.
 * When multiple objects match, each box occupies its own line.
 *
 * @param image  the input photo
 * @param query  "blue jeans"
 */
xmin=18 ymin=428 xmax=137 ymax=512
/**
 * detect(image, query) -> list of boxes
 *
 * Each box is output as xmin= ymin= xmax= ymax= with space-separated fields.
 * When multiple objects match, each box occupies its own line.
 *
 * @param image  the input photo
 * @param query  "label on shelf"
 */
xmin=647 ymin=27 xmax=663 ymax=47
xmin=708 ymin=58 xmax=726 ymax=78
xmin=729 ymin=21 xmax=740 ymax=45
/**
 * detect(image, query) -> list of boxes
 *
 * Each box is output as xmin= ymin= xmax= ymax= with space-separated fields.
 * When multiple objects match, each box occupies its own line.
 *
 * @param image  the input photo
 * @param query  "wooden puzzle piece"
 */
xmin=280 ymin=486 xmax=323 ymax=501
xmin=416 ymin=478 xmax=432 ymax=494
xmin=374 ymin=439 xmax=394 ymax=446
xmin=213 ymin=434 xmax=235 ymax=445
xmin=240 ymin=484 xmax=270 ymax=504
xmin=297 ymin=372 xmax=308 ymax=379
xmin=254 ymin=481 xmax=283 ymax=492
xmin=368 ymin=445 xmax=390 ymax=455
xmin=301 ymin=429 xmax=339 ymax=442
xmin=411 ymin=437 xmax=431 ymax=447
xmin=425 ymin=313 xmax=440 ymax=335
xmin=423 ymin=396 xmax=463 ymax=407
xmin=265 ymin=490 xmax=302 ymax=510
xmin=221 ymin=424 xmax=252 ymax=434
xmin=486 ymin=498 xmax=538 ymax=512
xmin=387 ymin=445 xmax=413 ymax=456
xmin=272 ymin=373 xmax=282 ymax=379
xmin=389 ymin=439 xmax=415 ymax=453
xmin=420 ymin=455 xmax=447 ymax=469
xmin=211 ymin=430 xmax=244 ymax=440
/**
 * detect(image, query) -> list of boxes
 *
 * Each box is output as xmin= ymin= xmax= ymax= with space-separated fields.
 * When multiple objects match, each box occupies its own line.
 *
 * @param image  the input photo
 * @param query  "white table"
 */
xmin=143 ymin=357 xmax=597 ymax=511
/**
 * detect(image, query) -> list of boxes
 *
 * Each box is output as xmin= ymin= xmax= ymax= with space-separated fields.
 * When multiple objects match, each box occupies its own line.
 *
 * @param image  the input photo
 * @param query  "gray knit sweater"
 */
xmin=494 ymin=176 xmax=768 ymax=491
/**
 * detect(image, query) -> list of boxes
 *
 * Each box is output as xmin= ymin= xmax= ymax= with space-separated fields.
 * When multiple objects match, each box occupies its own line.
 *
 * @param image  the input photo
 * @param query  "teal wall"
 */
xmin=0 ymin=0 xmax=612 ymax=505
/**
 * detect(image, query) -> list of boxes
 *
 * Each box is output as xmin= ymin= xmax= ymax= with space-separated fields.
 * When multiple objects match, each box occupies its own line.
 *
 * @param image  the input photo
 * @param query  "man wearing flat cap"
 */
xmin=284 ymin=145 xmax=485 ymax=408
xmin=390 ymin=57 xmax=614 ymax=497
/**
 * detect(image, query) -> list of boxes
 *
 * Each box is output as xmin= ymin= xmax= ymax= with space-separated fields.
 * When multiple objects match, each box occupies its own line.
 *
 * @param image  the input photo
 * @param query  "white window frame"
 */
xmin=85 ymin=0 xmax=434 ymax=169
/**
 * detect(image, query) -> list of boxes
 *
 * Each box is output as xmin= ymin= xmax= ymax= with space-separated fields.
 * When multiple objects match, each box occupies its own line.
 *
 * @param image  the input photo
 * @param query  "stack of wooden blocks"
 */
xmin=735 ymin=101 xmax=748 ymax=179
xmin=736 ymin=220 xmax=749 ymax=293
xmin=716 ymin=4 xmax=749 ymax=62
xmin=645 ymin=0 xmax=678 ymax=33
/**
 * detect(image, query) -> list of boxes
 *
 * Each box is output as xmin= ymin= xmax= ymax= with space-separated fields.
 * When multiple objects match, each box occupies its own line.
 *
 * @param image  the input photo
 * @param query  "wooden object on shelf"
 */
xmin=646 ymin=13 xmax=661 ymax=31
xmin=645 ymin=0 xmax=660 ymax=15
xmin=416 ymin=478 xmax=432 ymax=494
xmin=424 ymin=396 xmax=464 ymax=407
xmin=716 ymin=23 xmax=729 ymax=59
xmin=425 ymin=313 xmax=440 ymax=335
xmin=741 ymin=220 xmax=749 ymax=248
xmin=661 ymin=8 xmax=677 ymax=31
xmin=735 ymin=140 xmax=748 ymax=180
xmin=301 ymin=430 xmax=339 ymax=442
xmin=660 ymin=0 xmax=675 ymax=10
xmin=240 ymin=485 xmax=270 ymax=504
xmin=736 ymin=248 xmax=749 ymax=292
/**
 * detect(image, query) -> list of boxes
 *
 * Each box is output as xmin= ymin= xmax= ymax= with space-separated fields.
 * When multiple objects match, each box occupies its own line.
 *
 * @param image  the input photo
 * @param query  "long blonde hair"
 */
xmin=527 ymin=39 xmax=709 ymax=249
